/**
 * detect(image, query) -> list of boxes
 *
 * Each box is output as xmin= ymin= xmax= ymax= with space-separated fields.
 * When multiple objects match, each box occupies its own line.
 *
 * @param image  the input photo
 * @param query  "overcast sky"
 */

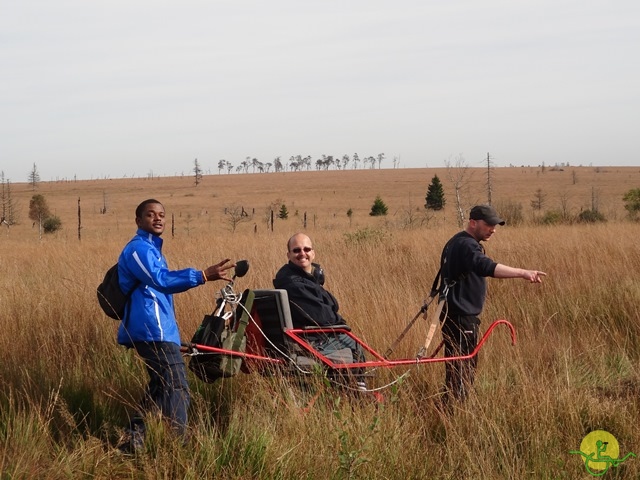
xmin=2 ymin=0 xmax=639 ymax=182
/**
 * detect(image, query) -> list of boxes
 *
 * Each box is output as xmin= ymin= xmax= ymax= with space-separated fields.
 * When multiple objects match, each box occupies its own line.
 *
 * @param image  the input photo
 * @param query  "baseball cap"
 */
xmin=469 ymin=205 xmax=505 ymax=226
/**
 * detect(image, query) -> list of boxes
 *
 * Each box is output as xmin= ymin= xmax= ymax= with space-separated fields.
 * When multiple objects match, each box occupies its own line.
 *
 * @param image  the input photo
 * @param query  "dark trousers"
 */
xmin=308 ymin=332 xmax=365 ymax=363
xmin=129 ymin=341 xmax=190 ymax=438
xmin=441 ymin=315 xmax=480 ymax=402
xmin=307 ymin=332 xmax=366 ymax=382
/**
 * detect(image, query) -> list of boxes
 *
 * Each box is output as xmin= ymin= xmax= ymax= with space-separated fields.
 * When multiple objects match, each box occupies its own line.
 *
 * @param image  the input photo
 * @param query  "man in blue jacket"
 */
xmin=117 ymin=198 xmax=233 ymax=453
xmin=439 ymin=204 xmax=546 ymax=407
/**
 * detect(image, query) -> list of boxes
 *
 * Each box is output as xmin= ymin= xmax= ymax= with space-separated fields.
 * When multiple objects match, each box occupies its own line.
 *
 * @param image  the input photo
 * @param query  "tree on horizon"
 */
xmin=29 ymin=194 xmax=52 ymax=239
xmin=1 ymin=171 xmax=18 ymax=226
xmin=278 ymin=204 xmax=289 ymax=219
xmin=369 ymin=195 xmax=388 ymax=216
xmin=193 ymin=158 xmax=203 ymax=186
xmin=28 ymin=163 xmax=40 ymax=190
xmin=425 ymin=175 xmax=446 ymax=211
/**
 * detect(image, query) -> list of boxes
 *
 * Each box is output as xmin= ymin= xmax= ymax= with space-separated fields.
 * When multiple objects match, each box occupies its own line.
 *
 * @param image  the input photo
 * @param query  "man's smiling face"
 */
xmin=287 ymin=234 xmax=315 ymax=273
xmin=136 ymin=202 xmax=165 ymax=236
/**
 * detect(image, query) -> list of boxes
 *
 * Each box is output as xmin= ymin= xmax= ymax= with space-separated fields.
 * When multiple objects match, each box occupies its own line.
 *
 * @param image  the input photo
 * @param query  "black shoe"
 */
xmin=116 ymin=430 xmax=145 ymax=455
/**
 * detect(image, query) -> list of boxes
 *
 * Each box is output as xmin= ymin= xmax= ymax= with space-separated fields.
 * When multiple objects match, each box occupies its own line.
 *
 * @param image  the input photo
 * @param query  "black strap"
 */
xmin=434 ymin=235 xmax=464 ymax=299
xmin=429 ymin=267 xmax=442 ymax=298
xmin=122 ymin=279 xmax=141 ymax=327
xmin=231 ymin=289 xmax=254 ymax=352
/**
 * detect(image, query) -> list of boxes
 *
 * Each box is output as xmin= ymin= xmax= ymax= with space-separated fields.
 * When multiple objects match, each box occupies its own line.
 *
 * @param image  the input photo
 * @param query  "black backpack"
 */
xmin=97 ymin=263 xmax=136 ymax=320
xmin=188 ymin=289 xmax=255 ymax=383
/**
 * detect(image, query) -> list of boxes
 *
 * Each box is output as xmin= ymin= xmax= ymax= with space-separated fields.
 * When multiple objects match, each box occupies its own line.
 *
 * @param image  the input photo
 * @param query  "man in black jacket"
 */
xmin=440 ymin=205 xmax=546 ymax=405
xmin=273 ymin=233 xmax=366 ymax=388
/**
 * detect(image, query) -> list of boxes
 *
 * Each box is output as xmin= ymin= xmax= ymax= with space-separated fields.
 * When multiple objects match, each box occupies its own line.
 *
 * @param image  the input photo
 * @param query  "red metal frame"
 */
xmin=184 ymin=319 xmax=516 ymax=370
xmin=184 ymin=343 xmax=286 ymax=365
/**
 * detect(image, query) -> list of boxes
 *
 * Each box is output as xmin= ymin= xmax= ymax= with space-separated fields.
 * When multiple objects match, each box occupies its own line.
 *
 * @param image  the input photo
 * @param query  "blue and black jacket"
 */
xmin=117 ymin=229 xmax=204 ymax=346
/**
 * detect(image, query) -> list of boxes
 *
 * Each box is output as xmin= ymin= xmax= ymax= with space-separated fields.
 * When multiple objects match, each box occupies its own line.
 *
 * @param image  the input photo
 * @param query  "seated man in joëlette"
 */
xmin=273 ymin=233 xmax=366 ymax=390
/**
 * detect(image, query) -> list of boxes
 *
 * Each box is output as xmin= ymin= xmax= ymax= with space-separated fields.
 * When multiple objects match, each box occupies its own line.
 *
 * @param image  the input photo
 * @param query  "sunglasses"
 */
xmin=291 ymin=247 xmax=313 ymax=254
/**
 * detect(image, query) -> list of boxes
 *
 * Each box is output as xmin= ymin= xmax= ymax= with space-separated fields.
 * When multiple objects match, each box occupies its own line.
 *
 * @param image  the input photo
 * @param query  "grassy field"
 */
xmin=1 ymin=166 xmax=639 ymax=479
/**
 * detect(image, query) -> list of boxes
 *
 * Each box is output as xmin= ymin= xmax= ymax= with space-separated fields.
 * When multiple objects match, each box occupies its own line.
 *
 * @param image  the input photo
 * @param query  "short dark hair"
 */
xmin=135 ymin=199 xmax=163 ymax=219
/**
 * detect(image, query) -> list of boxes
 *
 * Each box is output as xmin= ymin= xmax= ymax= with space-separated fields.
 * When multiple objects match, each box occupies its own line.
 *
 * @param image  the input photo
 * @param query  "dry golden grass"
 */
xmin=4 ymin=165 xmax=640 ymax=238
xmin=1 ymin=166 xmax=640 ymax=479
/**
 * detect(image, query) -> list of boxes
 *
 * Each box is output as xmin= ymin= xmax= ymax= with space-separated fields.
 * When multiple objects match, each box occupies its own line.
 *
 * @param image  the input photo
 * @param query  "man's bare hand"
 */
xmin=204 ymin=259 xmax=235 ymax=282
xmin=525 ymin=270 xmax=547 ymax=283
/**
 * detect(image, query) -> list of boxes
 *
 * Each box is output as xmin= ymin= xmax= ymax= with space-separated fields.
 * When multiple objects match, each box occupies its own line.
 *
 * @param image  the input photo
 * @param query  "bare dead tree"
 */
xmin=401 ymin=194 xmax=434 ymax=229
xmin=28 ymin=163 xmax=40 ymax=190
xmin=101 ymin=191 xmax=109 ymax=214
xmin=485 ymin=152 xmax=494 ymax=205
xmin=530 ymin=189 xmax=546 ymax=211
xmin=193 ymin=158 xmax=203 ymax=186
xmin=1 ymin=171 xmax=18 ymax=227
xmin=224 ymin=204 xmax=251 ymax=233
xmin=445 ymin=154 xmax=472 ymax=228
xmin=559 ymin=191 xmax=572 ymax=221
xmin=78 ymin=197 xmax=82 ymax=241
xmin=1 ymin=214 xmax=8 ymax=236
